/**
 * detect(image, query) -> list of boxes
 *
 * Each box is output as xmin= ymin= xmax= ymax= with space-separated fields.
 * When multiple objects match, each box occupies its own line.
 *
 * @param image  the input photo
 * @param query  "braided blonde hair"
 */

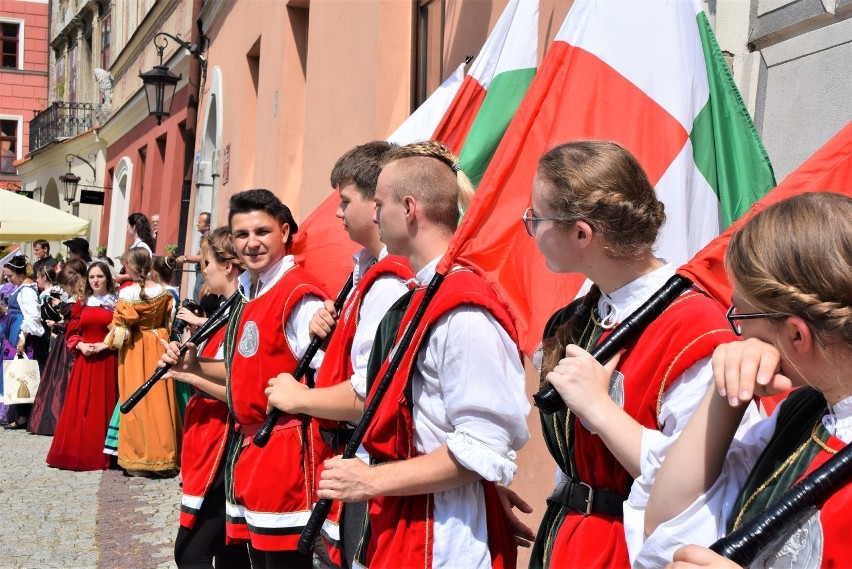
xmin=538 ymin=140 xmax=666 ymax=259
xmin=539 ymin=141 xmax=666 ymax=378
xmin=204 ymin=226 xmax=245 ymax=271
xmin=124 ymin=247 xmax=153 ymax=300
xmin=727 ymin=192 xmax=852 ymax=345
xmin=380 ymin=140 xmax=474 ymax=232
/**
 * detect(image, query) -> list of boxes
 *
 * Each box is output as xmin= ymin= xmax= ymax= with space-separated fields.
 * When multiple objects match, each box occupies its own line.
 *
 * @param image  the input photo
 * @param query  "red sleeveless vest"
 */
xmin=548 ymin=291 xmax=736 ymax=568
xmin=226 ymin=265 xmax=332 ymax=551
xmin=179 ymin=325 xmax=229 ymax=529
xmin=361 ymin=265 xmax=520 ymax=569
xmin=313 ymin=254 xmax=413 ymax=428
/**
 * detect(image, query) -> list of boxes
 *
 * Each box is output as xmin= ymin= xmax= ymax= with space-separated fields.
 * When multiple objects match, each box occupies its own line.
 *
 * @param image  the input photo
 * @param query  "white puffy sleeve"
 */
xmin=433 ymin=306 xmax=531 ymax=486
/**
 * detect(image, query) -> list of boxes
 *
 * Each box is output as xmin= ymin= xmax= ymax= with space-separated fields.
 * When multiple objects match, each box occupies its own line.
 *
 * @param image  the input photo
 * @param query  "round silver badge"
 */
xmin=238 ymin=321 xmax=260 ymax=357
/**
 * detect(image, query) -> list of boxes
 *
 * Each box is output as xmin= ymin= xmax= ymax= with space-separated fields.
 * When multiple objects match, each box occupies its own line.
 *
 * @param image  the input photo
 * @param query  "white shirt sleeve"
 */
xmin=624 ymin=357 xmax=764 ymax=564
xmin=285 ymin=294 xmax=326 ymax=370
xmin=18 ymin=286 xmax=45 ymax=337
xmin=349 ymin=274 xmax=410 ymax=398
xmin=431 ymin=306 xmax=531 ymax=486
xmin=632 ymin=412 xmax=779 ymax=568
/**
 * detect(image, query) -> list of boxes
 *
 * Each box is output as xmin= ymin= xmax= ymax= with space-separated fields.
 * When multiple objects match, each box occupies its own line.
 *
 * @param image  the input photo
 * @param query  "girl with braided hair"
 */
xmin=171 ymin=226 xmax=250 ymax=569
xmin=106 ymin=247 xmax=181 ymax=476
xmin=642 ymin=192 xmax=852 ymax=568
xmin=526 ymin=141 xmax=761 ymax=568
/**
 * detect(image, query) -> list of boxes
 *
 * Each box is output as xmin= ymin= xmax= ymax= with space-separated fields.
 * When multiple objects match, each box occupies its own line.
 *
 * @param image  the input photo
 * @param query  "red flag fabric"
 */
xmin=290 ymin=198 xmax=357 ymax=295
xmin=439 ymin=40 xmax=686 ymax=356
xmin=432 ymin=76 xmax=487 ymax=156
xmin=678 ymin=121 xmax=852 ymax=306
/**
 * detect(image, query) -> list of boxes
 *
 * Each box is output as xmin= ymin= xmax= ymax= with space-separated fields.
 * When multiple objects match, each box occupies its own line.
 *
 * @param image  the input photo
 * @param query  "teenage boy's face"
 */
xmin=230 ymin=210 xmax=289 ymax=277
xmin=336 ymin=182 xmax=377 ymax=247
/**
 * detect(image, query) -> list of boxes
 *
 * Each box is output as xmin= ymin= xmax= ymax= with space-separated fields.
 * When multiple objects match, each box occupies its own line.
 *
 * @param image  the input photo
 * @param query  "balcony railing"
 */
xmin=29 ymin=102 xmax=96 ymax=153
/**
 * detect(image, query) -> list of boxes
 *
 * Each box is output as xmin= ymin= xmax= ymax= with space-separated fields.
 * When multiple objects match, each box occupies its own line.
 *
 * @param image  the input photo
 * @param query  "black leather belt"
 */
xmin=547 ymin=478 xmax=627 ymax=517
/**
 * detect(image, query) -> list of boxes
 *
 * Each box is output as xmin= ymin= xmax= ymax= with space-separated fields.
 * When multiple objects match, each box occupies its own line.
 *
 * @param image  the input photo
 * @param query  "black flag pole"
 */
xmin=297 ymin=271 xmax=445 ymax=553
xmin=533 ymin=274 xmax=693 ymax=414
xmin=120 ymin=290 xmax=240 ymax=414
xmin=710 ymin=439 xmax=852 ymax=566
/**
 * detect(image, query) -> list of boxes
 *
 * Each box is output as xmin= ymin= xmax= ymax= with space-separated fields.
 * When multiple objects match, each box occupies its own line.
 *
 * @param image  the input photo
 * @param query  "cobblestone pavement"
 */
xmin=0 ymin=428 xmax=181 ymax=569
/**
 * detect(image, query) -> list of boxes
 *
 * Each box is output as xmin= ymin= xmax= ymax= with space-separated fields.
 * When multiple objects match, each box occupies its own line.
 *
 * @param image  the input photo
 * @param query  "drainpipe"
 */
xmin=175 ymin=0 xmax=205 ymax=294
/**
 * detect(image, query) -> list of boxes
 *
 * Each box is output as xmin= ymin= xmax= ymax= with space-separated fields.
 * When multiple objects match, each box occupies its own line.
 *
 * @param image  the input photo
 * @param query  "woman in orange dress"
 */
xmin=107 ymin=247 xmax=181 ymax=477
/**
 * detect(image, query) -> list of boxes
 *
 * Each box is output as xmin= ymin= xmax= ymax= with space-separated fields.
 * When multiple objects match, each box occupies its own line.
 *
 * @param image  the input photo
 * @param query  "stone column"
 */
xmin=61 ymin=41 xmax=70 ymax=102
xmin=74 ymin=25 xmax=84 ymax=103
xmin=91 ymin=5 xmax=102 ymax=105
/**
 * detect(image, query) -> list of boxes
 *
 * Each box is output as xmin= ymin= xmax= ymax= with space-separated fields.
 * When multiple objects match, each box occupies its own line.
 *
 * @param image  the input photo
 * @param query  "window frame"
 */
xmin=415 ymin=0 xmax=445 ymax=107
xmin=0 ymin=116 xmax=23 ymax=175
xmin=0 ymin=18 xmax=25 ymax=71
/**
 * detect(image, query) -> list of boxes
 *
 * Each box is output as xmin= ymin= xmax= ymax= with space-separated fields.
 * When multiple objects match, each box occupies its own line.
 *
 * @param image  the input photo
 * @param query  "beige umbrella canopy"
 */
xmin=0 ymin=189 xmax=89 ymax=241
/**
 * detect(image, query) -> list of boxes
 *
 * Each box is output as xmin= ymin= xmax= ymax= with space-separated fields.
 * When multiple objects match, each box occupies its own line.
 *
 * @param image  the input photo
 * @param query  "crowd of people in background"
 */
xmin=1 ymin=138 xmax=850 ymax=569
xmin=0 ymin=210 xmax=212 ymax=462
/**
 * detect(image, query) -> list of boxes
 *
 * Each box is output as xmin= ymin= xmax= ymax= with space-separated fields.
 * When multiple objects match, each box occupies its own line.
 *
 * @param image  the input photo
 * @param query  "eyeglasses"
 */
xmin=522 ymin=207 xmax=576 ymax=237
xmin=725 ymin=305 xmax=784 ymax=336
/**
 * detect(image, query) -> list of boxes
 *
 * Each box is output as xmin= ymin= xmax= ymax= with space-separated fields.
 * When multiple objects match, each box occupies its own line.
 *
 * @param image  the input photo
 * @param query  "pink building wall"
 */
xmin=0 ymin=0 xmax=48 ymax=172
xmin=100 ymin=87 xmax=189 ymax=254
xmin=201 ymin=0 xmax=572 ymax=222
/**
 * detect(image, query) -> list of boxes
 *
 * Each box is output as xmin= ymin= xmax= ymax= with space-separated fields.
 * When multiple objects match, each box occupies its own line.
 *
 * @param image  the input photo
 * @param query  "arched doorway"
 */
xmin=107 ymin=157 xmax=133 ymax=258
xmin=43 ymin=178 xmax=60 ymax=209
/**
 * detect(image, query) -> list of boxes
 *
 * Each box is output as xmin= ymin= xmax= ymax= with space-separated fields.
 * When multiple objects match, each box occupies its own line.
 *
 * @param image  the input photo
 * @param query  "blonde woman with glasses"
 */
xmin=524 ymin=141 xmax=760 ymax=568
xmin=642 ymin=192 xmax=852 ymax=568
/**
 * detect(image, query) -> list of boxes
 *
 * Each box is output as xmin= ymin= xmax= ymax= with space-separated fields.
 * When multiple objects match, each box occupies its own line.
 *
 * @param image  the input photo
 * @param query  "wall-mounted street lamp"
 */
xmin=139 ymin=16 xmax=209 ymax=293
xmin=139 ymin=32 xmax=208 ymax=125
xmin=60 ymin=153 xmax=108 ymax=205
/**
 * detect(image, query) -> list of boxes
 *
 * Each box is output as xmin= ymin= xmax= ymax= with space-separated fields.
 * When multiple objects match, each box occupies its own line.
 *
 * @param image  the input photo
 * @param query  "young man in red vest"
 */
xmin=265 ymin=141 xmax=413 ymax=567
xmin=162 ymin=189 xmax=329 ymax=569
xmin=268 ymin=142 xmax=531 ymax=568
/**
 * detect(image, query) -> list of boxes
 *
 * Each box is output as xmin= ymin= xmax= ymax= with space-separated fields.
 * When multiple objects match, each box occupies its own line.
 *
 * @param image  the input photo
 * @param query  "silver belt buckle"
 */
xmin=578 ymin=481 xmax=594 ymax=516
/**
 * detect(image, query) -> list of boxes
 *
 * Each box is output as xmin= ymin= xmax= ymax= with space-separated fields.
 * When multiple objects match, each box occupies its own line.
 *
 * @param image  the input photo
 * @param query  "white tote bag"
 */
xmin=2 ymin=354 xmax=40 ymax=404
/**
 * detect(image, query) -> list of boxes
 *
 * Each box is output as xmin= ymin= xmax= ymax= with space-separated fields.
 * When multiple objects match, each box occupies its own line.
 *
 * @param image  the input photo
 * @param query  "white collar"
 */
xmin=826 ymin=395 xmax=852 ymax=436
xmin=414 ymin=256 xmax=442 ymax=287
xmin=238 ymin=254 xmax=294 ymax=300
xmin=352 ymin=249 xmax=377 ymax=286
xmin=87 ymin=293 xmax=116 ymax=309
xmin=119 ymin=283 xmax=164 ymax=301
xmin=597 ymin=262 xmax=674 ymax=328
xmin=352 ymin=246 xmax=391 ymax=284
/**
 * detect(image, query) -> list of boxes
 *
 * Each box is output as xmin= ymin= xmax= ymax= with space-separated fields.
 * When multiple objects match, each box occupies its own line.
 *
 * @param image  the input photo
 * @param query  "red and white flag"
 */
xmin=443 ymin=0 xmax=775 ymax=355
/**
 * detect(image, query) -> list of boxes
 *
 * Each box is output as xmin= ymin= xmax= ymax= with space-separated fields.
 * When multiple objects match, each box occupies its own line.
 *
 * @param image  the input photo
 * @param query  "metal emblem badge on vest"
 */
xmin=238 ymin=321 xmax=260 ymax=357
xmin=581 ymin=370 xmax=625 ymax=434
xmin=753 ymin=510 xmax=823 ymax=568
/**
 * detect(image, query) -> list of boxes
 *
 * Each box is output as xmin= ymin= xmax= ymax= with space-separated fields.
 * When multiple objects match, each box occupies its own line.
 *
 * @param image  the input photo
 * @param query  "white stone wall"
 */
xmin=710 ymin=0 xmax=852 ymax=180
